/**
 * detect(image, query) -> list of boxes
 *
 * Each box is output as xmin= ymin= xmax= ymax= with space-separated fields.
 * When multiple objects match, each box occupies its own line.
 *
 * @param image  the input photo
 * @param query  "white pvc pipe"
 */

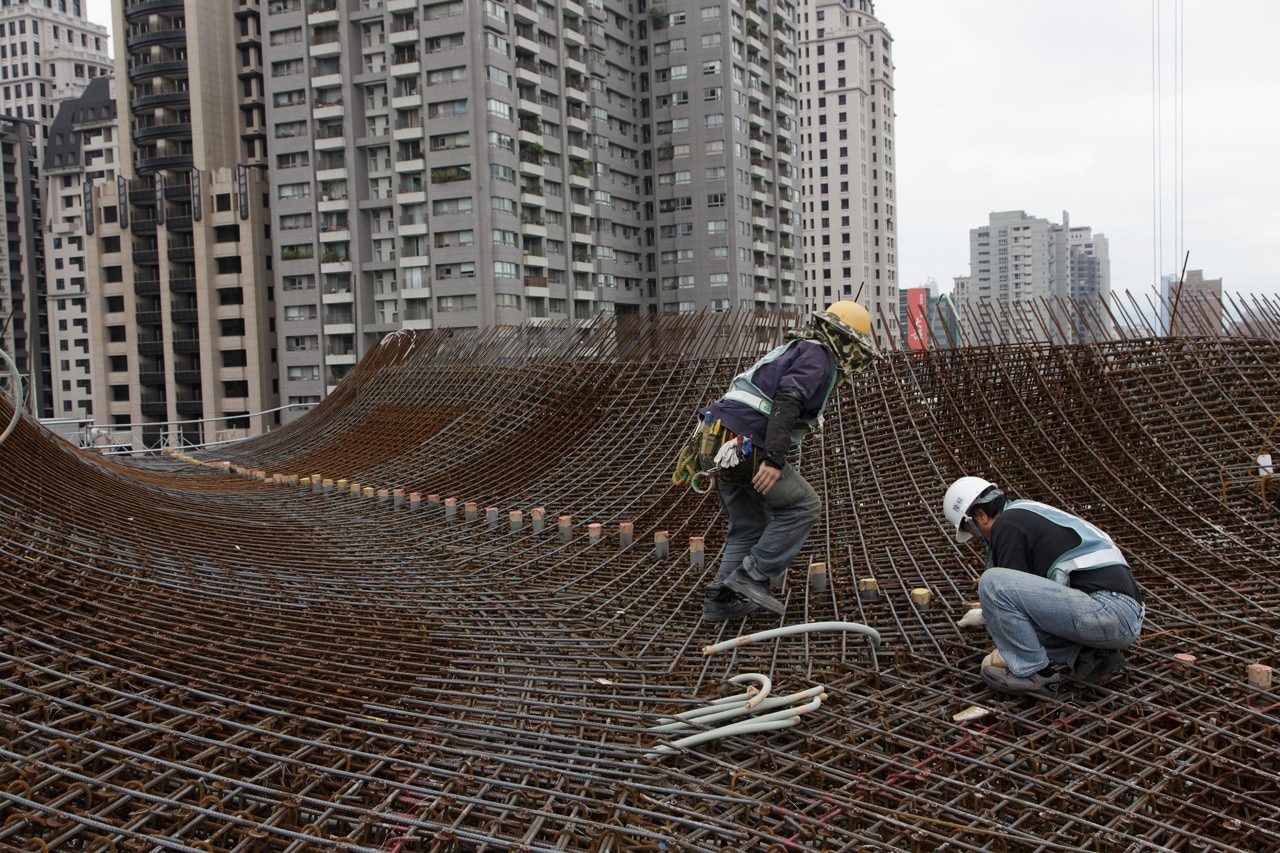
xmin=645 ymin=694 xmax=824 ymax=759
xmin=0 ymin=347 xmax=22 ymax=446
xmin=648 ymin=687 xmax=825 ymax=734
xmin=701 ymin=620 xmax=881 ymax=655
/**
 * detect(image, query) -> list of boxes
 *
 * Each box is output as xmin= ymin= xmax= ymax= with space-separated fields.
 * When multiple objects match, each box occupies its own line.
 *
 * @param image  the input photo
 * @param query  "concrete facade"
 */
xmin=0 ymin=0 xmax=111 ymax=143
xmin=797 ymin=0 xmax=896 ymax=348
xmin=261 ymin=0 xmax=801 ymax=409
xmin=81 ymin=0 xmax=279 ymax=451
xmin=1 ymin=115 xmax=44 ymax=413
xmin=43 ymin=75 xmax=117 ymax=422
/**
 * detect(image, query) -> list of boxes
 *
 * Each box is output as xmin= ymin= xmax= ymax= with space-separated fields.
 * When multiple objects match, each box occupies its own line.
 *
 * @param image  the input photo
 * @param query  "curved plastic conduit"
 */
xmin=701 ymin=620 xmax=882 ymax=656
xmin=644 ymin=693 xmax=824 ymax=759
xmin=0 ymin=347 xmax=21 ymax=446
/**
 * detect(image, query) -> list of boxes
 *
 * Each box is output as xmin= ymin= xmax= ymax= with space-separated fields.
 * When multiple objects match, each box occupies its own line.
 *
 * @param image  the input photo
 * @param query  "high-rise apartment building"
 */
xmin=797 ymin=0 xmax=896 ymax=347
xmin=957 ymin=209 xmax=1111 ymax=345
xmin=82 ymin=0 xmax=279 ymax=451
xmin=0 ymin=0 xmax=111 ymax=142
xmin=261 ymin=0 xmax=802 ymax=409
xmin=1161 ymin=269 xmax=1222 ymax=336
xmin=1 ymin=115 xmax=45 ymax=414
xmin=43 ymin=75 xmax=117 ymax=422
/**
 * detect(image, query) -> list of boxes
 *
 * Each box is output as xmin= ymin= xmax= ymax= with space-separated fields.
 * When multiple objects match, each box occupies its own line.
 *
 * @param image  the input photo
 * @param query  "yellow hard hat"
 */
xmin=815 ymin=300 xmax=873 ymax=338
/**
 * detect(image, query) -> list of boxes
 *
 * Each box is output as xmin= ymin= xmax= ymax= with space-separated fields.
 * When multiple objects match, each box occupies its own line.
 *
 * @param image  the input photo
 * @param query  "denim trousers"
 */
xmin=711 ymin=464 xmax=822 ymax=587
xmin=978 ymin=566 xmax=1144 ymax=677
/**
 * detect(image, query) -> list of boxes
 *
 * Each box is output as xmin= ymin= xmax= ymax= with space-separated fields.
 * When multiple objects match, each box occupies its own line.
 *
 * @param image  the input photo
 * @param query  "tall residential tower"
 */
xmin=798 ymin=0 xmax=897 ymax=347
xmin=83 ymin=0 xmax=278 ymax=450
xmin=261 ymin=0 xmax=802 ymax=409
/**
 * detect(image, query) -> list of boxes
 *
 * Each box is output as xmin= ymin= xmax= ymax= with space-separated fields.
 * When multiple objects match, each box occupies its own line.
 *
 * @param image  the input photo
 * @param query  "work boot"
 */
xmin=981 ymin=663 xmax=1066 ymax=700
xmin=702 ymin=585 xmax=758 ymax=622
xmin=1073 ymin=647 xmax=1127 ymax=684
xmin=724 ymin=568 xmax=785 ymax=616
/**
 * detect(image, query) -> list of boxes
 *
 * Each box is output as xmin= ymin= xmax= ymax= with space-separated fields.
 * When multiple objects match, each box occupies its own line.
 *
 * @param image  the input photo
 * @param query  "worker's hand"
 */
xmin=753 ymin=461 xmax=782 ymax=495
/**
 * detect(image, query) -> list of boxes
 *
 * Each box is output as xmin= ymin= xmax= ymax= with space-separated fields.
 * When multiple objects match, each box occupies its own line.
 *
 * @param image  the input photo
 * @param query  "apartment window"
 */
xmin=437 ymin=294 xmax=478 ymax=311
xmin=434 ymin=229 xmax=474 ymax=248
xmin=494 ymin=261 xmax=519 ymax=278
xmin=427 ymin=66 xmax=466 ymax=85
xmin=278 ymin=182 xmax=310 ymax=200
xmin=424 ymin=1 xmax=465 ymax=21
xmin=428 ymin=99 xmax=467 ymax=118
xmin=274 ymin=120 xmax=307 ymax=139
xmin=432 ymin=197 xmax=473 ymax=215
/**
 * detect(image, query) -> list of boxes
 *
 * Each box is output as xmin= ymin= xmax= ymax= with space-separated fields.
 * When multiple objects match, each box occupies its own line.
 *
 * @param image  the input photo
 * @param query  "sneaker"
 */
xmin=981 ymin=649 xmax=1008 ymax=670
xmin=981 ymin=663 xmax=1066 ymax=700
xmin=702 ymin=586 xmax=758 ymax=622
xmin=723 ymin=568 xmax=785 ymax=616
xmin=1073 ymin=647 xmax=1126 ymax=684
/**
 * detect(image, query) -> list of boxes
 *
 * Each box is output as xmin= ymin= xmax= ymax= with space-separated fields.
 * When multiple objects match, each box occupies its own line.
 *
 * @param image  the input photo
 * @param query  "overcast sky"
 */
xmin=85 ymin=0 xmax=1279 ymax=298
xmin=889 ymin=0 xmax=1280 ymax=297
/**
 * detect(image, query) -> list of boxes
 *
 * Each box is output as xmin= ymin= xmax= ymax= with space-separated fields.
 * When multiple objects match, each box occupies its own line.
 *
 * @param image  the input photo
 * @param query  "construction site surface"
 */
xmin=2 ymin=306 xmax=1278 ymax=851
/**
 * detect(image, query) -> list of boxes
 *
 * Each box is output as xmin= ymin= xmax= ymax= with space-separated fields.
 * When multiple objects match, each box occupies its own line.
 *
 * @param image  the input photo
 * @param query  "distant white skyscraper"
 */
xmin=957 ymin=210 xmax=1111 ymax=345
xmin=0 ymin=0 xmax=111 ymax=143
xmin=797 ymin=0 xmax=898 ymax=348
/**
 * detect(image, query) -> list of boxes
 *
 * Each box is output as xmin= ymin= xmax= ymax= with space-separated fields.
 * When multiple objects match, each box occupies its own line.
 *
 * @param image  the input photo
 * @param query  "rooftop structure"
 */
xmin=2 ymin=300 xmax=1279 ymax=849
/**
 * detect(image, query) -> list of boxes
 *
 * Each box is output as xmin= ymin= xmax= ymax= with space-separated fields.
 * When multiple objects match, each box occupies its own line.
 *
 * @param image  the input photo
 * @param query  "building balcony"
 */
xmin=309 ymin=40 xmax=342 ymax=58
xmin=138 ymin=371 xmax=166 ymax=386
xmin=173 ymin=338 xmax=202 ymax=354
xmin=512 ymin=0 xmax=537 ymax=24
xmin=138 ymin=340 xmax=165 ymax=355
xmin=136 ymin=153 xmax=195 ymax=172
xmin=132 ymin=121 xmax=193 ymax=144
xmin=388 ymin=26 xmax=418 ymax=45
xmin=126 ymin=26 xmax=187 ymax=51
xmin=389 ymin=60 xmax=420 ymax=77
xmin=134 ymin=279 xmax=161 ymax=296
xmin=127 ymin=60 xmax=189 ymax=83
xmin=171 ymin=308 xmax=199 ymax=323
xmin=170 ymin=277 xmax=197 ymax=293
xmin=136 ymin=310 xmax=164 ymax=326
xmin=176 ymin=399 xmax=204 ymax=417
xmin=124 ymin=0 xmax=184 ymax=22
xmin=516 ymin=63 xmax=539 ymax=86
xmin=141 ymin=400 xmax=169 ymax=418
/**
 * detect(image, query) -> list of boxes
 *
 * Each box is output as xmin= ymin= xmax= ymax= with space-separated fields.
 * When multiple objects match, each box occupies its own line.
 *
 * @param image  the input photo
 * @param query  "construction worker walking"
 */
xmin=692 ymin=302 xmax=879 ymax=621
xmin=942 ymin=477 xmax=1145 ymax=698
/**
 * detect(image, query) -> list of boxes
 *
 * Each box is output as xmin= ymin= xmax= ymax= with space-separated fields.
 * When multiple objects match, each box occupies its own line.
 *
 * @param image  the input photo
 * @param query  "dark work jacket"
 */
xmin=703 ymin=339 xmax=836 ymax=449
xmin=989 ymin=507 xmax=1144 ymax=603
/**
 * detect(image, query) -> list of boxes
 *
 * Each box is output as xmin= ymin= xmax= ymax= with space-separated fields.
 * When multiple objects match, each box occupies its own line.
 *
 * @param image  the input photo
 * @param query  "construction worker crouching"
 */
xmin=697 ymin=301 xmax=878 ymax=621
xmin=943 ymin=477 xmax=1145 ymax=699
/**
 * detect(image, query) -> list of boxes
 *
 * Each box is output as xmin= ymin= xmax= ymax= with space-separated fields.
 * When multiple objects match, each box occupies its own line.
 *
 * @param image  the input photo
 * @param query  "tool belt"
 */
xmin=671 ymin=419 xmax=757 ymax=490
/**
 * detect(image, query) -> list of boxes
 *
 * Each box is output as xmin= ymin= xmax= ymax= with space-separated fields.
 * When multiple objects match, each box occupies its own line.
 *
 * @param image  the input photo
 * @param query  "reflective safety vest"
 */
xmin=721 ymin=340 xmax=837 ymax=445
xmin=990 ymin=499 xmax=1130 ymax=585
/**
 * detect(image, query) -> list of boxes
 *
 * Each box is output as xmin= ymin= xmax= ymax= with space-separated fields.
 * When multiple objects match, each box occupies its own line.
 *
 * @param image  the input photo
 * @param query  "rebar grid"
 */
xmin=2 ymin=305 xmax=1279 ymax=851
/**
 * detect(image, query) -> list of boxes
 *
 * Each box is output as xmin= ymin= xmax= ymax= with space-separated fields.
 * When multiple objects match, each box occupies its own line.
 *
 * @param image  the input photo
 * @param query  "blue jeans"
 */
xmin=711 ymin=464 xmax=821 ymax=587
xmin=979 ymin=567 xmax=1144 ymax=677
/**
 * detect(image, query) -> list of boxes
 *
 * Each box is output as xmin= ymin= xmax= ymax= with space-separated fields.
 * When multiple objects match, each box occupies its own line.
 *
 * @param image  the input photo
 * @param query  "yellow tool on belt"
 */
xmin=672 ymin=417 xmax=722 ymax=489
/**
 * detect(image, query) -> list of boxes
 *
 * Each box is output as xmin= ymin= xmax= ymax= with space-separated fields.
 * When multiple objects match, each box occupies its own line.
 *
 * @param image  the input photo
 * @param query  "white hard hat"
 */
xmin=943 ymin=476 xmax=997 ymax=543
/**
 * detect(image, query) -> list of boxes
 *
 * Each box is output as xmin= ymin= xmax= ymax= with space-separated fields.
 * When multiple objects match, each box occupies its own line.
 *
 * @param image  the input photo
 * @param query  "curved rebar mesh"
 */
xmin=1 ymin=304 xmax=1278 ymax=851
